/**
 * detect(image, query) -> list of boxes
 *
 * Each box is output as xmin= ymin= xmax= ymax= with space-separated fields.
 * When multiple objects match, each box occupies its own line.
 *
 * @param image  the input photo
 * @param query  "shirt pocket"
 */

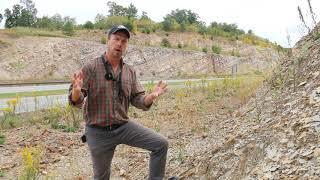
xmin=121 ymin=78 xmax=132 ymax=100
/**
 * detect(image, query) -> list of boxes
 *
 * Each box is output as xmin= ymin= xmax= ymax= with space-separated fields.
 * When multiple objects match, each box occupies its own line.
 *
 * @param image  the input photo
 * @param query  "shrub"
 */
xmin=161 ymin=38 xmax=171 ymax=48
xmin=142 ymin=28 xmax=151 ymax=34
xmin=101 ymin=36 xmax=107 ymax=44
xmin=212 ymin=45 xmax=222 ymax=54
xmin=177 ymin=43 xmax=182 ymax=48
xmin=20 ymin=146 xmax=43 ymax=179
xmin=202 ymin=47 xmax=208 ymax=53
xmin=231 ymin=49 xmax=241 ymax=57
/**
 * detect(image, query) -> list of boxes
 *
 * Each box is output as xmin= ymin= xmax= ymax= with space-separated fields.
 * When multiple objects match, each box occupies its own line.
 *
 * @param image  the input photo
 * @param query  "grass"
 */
xmin=0 ymin=134 xmax=5 ymax=145
xmin=0 ymin=89 xmax=68 ymax=99
xmin=0 ymin=75 xmax=265 ymax=132
xmin=3 ymin=27 xmax=67 ymax=38
xmin=0 ymin=76 xmax=262 ymax=99
xmin=0 ymin=39 xmax=12 ymax=47
xmin=51 ymin=123 xmax=78 ymax=132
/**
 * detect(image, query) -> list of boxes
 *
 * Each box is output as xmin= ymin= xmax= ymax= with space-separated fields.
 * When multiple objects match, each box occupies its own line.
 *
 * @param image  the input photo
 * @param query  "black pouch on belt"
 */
xmin=81 ymin=134 xmax=87 ymax=143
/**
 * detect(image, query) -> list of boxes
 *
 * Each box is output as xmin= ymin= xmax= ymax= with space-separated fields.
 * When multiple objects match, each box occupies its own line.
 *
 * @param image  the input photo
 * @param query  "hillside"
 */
xmin=0 ymin=29 xmax=281 ymax=82
xmin=171 ymin=23 xmax=320 ymax=179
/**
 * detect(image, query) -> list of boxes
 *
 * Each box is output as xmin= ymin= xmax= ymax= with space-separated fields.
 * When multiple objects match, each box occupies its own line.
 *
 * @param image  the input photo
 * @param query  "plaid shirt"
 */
xmin=69 ymin=55 xmax=151 ymax=127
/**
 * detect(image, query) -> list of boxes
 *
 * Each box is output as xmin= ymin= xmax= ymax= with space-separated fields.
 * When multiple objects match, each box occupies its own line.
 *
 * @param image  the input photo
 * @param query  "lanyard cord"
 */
xmin=101 ymin=55 xmax=123 ymax=101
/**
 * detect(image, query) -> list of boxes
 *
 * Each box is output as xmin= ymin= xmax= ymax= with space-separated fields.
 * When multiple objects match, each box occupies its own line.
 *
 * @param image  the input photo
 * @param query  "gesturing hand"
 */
xmin=150 ymin=80 xmax=168 ymax=99
xmin=71 ymin=70 xmax=84 ymax=102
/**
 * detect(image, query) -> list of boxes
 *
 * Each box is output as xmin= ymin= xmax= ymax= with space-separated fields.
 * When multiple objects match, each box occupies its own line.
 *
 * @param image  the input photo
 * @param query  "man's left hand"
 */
xmin=150 ymin=80 xmax=168 ymax=99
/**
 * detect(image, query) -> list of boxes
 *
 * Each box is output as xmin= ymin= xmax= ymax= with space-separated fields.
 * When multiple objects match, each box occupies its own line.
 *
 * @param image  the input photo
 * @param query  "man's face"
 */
xmin=107 ymin=31 xmax=128 ymax=58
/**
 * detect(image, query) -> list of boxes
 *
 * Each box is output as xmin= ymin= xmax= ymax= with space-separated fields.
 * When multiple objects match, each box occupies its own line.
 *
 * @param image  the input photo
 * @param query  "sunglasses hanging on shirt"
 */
xmin=101 ymin=54 xmax=124 ymax=100
xmin=101 ymin=55 xmax=116 ymax=81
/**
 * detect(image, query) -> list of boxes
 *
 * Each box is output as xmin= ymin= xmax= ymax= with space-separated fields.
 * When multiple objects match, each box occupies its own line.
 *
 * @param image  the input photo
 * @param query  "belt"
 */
xmin=87 ymin=123 xmax=127 ymax=131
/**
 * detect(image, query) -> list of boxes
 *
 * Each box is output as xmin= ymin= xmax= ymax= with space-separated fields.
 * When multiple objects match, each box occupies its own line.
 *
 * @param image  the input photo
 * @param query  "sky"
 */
xmin=0 ymin=0 xmax=319 ymax=47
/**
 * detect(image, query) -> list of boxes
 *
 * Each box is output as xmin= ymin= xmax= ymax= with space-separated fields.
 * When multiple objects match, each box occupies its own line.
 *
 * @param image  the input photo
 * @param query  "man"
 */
xmin=69 ymin=25 xmax=169 ymax=180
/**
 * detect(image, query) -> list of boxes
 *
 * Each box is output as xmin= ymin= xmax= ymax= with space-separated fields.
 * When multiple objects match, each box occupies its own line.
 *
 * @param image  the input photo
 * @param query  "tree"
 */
xmin=162 ymin=17 xmax=179 ymax=31
xmin=0 ymin=14 xmax=3 ymax=24
xmin=107 ymin=1 xmax=127 ymax=16
xmin=140 ymin=11 xmax=150 ymax=20
xmin=107 ymin=1 xmax=138 ymax=19
xmin=63 ymin=20 xmax=75 ymax=36
xmin=166 ymin=9 xmax=200 ymax=25
xmin=126 ymin=3 xmax=137 ymax=19
xmin=4 ymin=0 xmax=37 ymax=28
xmin=4 ymin=5 xmax=23 ymax=28
xmin=83 ymin=21 xmax=94 ymax=29
xmin=94 ymin=14 xmax=106 ymax=29
xmin=35 ymin=16 xmax=51 ymax=29
xmin=19 ymin=0 xmax=37 ymax=26
xmin=95 ymin=13 xmax=105 ymax=22
xmin=50 ymin=13 xmax=64 ymax=30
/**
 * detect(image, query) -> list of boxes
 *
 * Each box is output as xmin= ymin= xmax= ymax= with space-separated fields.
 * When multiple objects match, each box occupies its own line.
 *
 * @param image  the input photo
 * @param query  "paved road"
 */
xmin=0 ymin=78 xmax=226 ymax=115
xmin=0 ymin=78 xmax=224 ymax=94
xmin=0 ymin=84 xmax=70 ymax=94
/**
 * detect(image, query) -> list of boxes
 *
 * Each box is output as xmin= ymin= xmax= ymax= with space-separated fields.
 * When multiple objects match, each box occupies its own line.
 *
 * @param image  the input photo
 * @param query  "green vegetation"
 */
xmin=212 ymin=45 xmax=222 ymax=54
xmin=3 ymin=27 xmax=66 ymax=38
xmin=1 ymin=0 xmax=279 ymax=50
xmin=0 ymin=89 xmax=67 ymax=99
xmin=315 ymin=32 xmax=320 ymax=40
xmin=161 ymin=38 xmax=171 ymax=48
xmin=101 ymin=36 xmax=107 ymax=44
xmin=83 ymin=21 xmax=94 ymax=30
xmin=62 ymin=21 xmax=75 ymax=36
xmin=20 ymin=146 xmax=43 ymax=179
xmin=231 ymin=49 xmax=241 ymax=57
xmin=202 ymin=47 xmax=208 ymax=53
xmin=0 ymin=134 xmax=5 ymax=145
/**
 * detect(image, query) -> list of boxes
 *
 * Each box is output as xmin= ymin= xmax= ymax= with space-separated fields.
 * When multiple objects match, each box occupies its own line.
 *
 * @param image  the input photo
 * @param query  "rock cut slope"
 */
xmin=0 ymin=31 xmax=280 ymax=82
xmin=174 ymin=24 xmax=320 ymax=179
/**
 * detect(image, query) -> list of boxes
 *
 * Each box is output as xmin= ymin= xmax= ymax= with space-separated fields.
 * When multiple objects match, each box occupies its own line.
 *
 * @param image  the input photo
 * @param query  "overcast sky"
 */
xmin=0 ymin=0 xmax=319 ymax=47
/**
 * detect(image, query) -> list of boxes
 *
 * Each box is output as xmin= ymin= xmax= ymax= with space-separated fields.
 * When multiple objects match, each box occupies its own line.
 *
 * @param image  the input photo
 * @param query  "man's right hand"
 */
xmin=71 ymin=70 xmax=84 ymax=102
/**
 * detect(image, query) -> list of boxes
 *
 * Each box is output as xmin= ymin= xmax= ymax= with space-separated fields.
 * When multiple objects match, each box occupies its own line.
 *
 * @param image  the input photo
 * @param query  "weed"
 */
xmin=20 ymin=146 xmax=44 ymax=179
xmin=161 ymin=38 xmax=171 ymax=48
xmin=145 ymin=81 xmax=155 ymax=93
xmin=101 ymin=36 xmax=107 ymax=44
xmin=0 ymin=134 xmax=5 ymax=145
xmin=212 ymin=45 xmax=222 ymax=54
xmin=202 ymin=47 xmax=208 ymax=53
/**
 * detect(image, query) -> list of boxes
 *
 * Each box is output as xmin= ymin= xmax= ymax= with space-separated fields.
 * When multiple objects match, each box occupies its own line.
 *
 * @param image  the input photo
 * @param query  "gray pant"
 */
xmin=85 ymin=120 xmax=169 ymax=180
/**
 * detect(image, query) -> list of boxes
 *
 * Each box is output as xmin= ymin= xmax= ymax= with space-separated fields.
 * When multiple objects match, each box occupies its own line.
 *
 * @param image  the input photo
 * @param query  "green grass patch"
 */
xmin=0 ymin=89 xmax=68 ymax=99
xmin=51 ymin=123 xmax=78 ymax=132
xmin=0 ymin=170 xmax=4 ymax=177
xmin=0 ymin=134 xmax=5 ymax=145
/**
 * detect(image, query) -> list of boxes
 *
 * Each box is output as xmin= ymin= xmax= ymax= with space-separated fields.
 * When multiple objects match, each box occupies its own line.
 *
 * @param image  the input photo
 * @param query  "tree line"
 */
xmin=0 ymin=0 xmax=252 ymax=38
